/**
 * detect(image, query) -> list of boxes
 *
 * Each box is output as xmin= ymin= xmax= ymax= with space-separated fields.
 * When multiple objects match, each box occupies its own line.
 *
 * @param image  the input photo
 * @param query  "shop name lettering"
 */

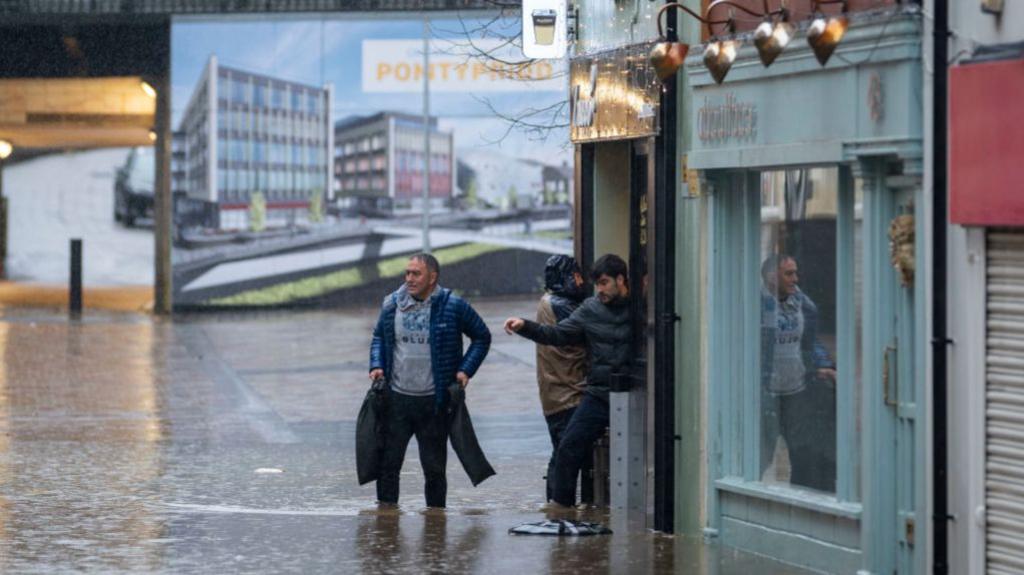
xmin=698 ymin=94 xmax=757 ymax=142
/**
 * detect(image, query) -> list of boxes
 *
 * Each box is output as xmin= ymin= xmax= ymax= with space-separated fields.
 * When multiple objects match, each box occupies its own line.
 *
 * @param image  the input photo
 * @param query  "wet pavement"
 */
xmin=0 ymin=297 xmax=816 ymax=574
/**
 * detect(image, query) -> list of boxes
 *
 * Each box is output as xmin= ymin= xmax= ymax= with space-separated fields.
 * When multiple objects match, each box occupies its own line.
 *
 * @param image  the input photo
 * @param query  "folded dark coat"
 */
xmin=355 ymin=384 xmax=495 ymax=487
xmin=355 ymin=381 xmax=388 ymax=485
xmin=445 ymin=383 xmax=495 ymax=486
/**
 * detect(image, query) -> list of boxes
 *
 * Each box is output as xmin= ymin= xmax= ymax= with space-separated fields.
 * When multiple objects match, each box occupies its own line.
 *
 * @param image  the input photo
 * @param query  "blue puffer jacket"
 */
xmin=760 ymin=287 xmax=834 ymax=394
xmin=369 ymin=285 xmax=491 ymax=409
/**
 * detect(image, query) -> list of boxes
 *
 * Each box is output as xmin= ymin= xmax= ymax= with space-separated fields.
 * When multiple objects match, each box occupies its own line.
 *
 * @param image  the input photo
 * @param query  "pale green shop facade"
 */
xmin=571 ymin=2 xmax=931 ymax=573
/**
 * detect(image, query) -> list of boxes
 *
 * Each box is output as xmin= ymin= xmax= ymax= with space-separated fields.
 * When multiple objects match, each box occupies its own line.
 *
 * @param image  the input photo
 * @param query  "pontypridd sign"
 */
xmin=362 ymin=39 xmax=565 ymax=93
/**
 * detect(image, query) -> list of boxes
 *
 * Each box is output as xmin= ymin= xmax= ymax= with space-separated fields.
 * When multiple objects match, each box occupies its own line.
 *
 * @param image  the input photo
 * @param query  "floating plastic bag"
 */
xmin=508 ymin=519 xmax=612 ymax=536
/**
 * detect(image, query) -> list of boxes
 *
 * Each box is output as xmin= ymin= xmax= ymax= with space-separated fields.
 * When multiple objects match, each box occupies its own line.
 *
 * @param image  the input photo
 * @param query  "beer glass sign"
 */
xmin=522 ymin=0 xmax=567 ymax=59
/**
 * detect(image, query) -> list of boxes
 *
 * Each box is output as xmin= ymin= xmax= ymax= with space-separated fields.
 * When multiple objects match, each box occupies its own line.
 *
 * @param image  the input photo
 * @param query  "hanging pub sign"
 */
xmin=569 ymin=44 xmax=661 ymax=143
xmin=522 ymin=0 xmax=568 ymax=59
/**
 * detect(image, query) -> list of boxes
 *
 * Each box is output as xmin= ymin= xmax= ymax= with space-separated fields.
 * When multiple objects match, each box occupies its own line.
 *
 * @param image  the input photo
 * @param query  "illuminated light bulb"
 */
xmin=753 ymin=19 xmax=795 ymax=68
xmin=703 ymin=39 xmax=741 ymax=84
xmin=807 ymin=13 xmax=848 ymax=66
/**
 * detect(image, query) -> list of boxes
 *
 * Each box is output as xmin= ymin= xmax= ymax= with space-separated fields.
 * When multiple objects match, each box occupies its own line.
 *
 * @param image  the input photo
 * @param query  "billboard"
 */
xmin=169 ymin=16 xmax=573 ymax=310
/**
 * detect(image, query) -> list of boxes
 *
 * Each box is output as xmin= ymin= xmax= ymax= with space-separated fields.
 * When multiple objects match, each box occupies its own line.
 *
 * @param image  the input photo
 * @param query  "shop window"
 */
xmin=711 ymin=167 xmax=860 ymax=501
xmin=759 ymin=168 xmax=839 ymax=494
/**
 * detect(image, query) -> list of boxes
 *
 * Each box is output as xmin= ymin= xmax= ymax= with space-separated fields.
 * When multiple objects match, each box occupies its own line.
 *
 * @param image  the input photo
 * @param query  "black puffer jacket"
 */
xmin=518 ymin=296 xmax=632 ymax=402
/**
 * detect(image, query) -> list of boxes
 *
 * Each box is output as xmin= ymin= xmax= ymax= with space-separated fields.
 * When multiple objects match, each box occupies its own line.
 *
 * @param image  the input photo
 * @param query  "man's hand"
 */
xmin=456 ymin=371 xmax=470 ymax=389
xmin=503 ymin=317 xmax=525 ymax=335
xmin=369 ymin=368 xmax=384 ymax=382
xmin=816 ymin=368 xmax=836 ymax=382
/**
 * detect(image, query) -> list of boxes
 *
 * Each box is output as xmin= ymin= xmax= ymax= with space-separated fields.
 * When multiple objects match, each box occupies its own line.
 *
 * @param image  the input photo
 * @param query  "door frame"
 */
xmin=859 ymin=156 xmax=925 ymax=575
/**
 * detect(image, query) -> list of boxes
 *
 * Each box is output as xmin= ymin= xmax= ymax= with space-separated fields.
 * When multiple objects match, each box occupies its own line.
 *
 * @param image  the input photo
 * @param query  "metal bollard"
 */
xmin=591 ymin=428 xmax=611 ymax=507
xmin=69 ymin=238 xmax=82 ymax=316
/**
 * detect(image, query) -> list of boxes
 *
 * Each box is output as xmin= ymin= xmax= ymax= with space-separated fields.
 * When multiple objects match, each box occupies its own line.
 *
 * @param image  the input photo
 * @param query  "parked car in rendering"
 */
xmin=114 ymin=147 xmax=154 ymax=227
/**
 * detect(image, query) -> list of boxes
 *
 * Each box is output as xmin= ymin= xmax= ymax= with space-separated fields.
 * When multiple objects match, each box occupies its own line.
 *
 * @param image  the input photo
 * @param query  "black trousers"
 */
xmin=551 ymin=395 xmax=608 ymax=507
xmin=545 ymin=406 xmax=594 ymax=504
xmin=760 ymin=380 xmax=837 ymax=493
xmin=376 ymin=392 xmax=449 ymax=508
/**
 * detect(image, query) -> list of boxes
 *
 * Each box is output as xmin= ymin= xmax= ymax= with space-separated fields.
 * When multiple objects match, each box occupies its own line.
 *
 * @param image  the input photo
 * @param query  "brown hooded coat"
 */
xmin=535 ymin=293 xmax=588 ymax=416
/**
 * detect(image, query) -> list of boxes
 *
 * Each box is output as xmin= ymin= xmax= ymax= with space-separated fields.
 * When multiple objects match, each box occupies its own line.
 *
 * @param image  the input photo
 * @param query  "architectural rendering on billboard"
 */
xmin=170 ymin=15 xmax=572 ymax=309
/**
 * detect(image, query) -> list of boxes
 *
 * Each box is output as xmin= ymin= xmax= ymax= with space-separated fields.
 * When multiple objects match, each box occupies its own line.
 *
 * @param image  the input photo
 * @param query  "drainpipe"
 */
xmin=652 ymin=0 xmax=679 ymax=535
xmin=931 ymin=0 xmax=950 ymax=573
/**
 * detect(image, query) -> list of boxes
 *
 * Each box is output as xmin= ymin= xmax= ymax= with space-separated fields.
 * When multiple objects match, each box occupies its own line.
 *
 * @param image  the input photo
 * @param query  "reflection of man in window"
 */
xmin=760 ymin=254 xmax=837 ymax=492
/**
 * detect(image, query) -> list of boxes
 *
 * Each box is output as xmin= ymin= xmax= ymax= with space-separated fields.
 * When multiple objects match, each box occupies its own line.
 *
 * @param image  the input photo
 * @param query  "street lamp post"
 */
xmin=421 ymin=13 xmax=431 ymax=253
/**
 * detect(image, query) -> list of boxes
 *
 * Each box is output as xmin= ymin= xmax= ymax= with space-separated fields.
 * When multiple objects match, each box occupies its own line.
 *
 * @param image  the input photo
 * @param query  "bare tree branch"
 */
xmin=472 ymin=94 xmax=569 ymax=145
xmin=430 ymin=9 xmax=571 ymax=145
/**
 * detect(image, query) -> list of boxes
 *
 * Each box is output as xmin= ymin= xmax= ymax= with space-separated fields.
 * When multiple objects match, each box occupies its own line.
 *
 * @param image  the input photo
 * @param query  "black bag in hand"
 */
xmin=355 ymin=378 xmax=388 ymax=485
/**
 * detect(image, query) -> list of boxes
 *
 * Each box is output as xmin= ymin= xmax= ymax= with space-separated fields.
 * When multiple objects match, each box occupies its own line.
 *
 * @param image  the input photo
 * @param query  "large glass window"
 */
xmin=712 ymin=166 xmax=860 ymax=499
xmin=758 ymin=168 xmax=838 ymax=494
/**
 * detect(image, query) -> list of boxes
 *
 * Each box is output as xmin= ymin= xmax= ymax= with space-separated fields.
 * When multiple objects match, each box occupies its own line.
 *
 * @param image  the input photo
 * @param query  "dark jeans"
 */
xmin=551 ymin=394 xmax=608 ymax=506
xmin=545 ymin=406 xmax=594 ymax=504
xmin=760 ymin=380 xmax=837 ymax=493
xmin=376 ymin=391 xmax=449 ymax=508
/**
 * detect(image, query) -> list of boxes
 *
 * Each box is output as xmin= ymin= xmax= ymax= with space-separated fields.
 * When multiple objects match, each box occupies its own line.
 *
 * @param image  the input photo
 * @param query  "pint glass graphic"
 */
xmin=531 ymin=9 xmax=557 ymax=46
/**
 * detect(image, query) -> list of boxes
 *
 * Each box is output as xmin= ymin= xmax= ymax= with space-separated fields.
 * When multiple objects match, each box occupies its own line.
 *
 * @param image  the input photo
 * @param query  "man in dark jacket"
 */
xmin=369 ymin=252 xmax=491 ymax=509
xmin=504 ymin=254 xmax=631 ymax=510
xmin=535 ymin=255 xmax=590 ymax=504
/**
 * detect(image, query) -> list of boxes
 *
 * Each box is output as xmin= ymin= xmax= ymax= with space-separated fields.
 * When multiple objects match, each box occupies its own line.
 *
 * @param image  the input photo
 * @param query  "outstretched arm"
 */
xmin=506 ymin=305 xmax=587 ymax=347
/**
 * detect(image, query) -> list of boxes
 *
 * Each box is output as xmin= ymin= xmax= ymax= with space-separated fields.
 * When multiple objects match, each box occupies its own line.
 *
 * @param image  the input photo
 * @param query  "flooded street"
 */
xmin=0 ymin=298 xmax=812 ymax=574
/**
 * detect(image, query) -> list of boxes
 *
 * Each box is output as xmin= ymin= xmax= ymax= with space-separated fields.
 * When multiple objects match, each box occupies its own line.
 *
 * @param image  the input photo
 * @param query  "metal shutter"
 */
xmin=986 ymin=231 xmax=1024 ymax=575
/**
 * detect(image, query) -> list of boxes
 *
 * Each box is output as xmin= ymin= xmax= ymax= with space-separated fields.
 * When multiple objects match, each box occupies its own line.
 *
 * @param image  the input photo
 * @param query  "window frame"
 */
xmin=707 ymin=165 xmax=861 ymax=525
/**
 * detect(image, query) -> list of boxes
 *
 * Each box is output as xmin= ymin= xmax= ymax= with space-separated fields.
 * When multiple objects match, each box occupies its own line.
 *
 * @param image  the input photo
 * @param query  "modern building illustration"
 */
xmin=333 ymin=111 xmax=453 ymax=214
xmin=179 ymin=55 xmax=333 ymax=229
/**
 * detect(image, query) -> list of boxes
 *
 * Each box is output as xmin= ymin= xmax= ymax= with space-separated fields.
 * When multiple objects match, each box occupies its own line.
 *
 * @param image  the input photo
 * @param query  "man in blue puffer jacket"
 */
xmin=759 ymin=254 xmax=836 ymax=492
xmin=368 ymin=252 xmax=491 ymax=508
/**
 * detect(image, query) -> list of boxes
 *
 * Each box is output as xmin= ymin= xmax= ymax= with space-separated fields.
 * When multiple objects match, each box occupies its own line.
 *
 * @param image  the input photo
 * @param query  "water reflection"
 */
xmin=0 ymin=315 xmax=167 ymax=571
xmin=355 ymin=510 xmax=405 ymax=573
xmin=354 ymin=508 xmax=486 ymax=574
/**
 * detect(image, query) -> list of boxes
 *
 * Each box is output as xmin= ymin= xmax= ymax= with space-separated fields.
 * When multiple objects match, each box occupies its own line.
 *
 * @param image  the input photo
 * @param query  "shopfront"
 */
xmin=947 ymin=46 xmax=1024 ymax=575
xmin=685 ymin=7 xmax=925 ymax=574
xmin=569 ymin=36 xmax=679 ymax=531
